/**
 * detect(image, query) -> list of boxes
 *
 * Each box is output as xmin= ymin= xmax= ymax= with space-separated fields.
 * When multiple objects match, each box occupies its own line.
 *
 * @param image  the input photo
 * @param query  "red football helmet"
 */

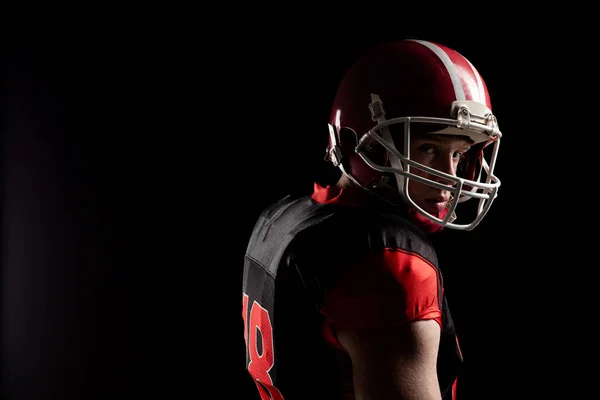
xmin=326 ymin=39 xmax=501 ymax=231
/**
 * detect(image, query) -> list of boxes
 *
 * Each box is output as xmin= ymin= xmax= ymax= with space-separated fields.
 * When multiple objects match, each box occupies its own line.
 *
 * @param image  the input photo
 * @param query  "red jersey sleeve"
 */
xmin=320 ymin=248 xmax=442 ymax=350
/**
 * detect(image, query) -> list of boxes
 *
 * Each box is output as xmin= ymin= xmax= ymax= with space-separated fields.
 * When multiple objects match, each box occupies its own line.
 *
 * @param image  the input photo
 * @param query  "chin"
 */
xmin=416 ymin=202 xmax=443 ymax=216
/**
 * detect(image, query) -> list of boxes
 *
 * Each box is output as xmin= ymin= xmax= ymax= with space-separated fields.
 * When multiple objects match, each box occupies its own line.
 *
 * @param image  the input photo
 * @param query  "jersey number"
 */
xmin=242 ymin=292 xmax=285 ymax=400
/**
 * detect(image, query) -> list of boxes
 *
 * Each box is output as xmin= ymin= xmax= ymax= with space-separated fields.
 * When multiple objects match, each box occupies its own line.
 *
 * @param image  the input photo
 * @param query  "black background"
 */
xmin=1 ymin=19 xmax=594 ymax=399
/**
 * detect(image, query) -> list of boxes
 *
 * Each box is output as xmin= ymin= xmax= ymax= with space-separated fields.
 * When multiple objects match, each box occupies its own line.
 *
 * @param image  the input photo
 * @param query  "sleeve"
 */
xmin=320 ymin=248 xmax=442 ymax=350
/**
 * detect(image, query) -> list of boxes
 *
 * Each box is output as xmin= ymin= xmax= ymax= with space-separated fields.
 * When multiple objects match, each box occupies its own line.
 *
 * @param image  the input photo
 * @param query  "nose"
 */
xmin=430 ymin=154 xmax=457 ymax=184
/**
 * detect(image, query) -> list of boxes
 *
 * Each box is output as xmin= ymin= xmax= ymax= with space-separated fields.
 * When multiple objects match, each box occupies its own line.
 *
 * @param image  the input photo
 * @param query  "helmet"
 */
xmin=326 ymin=39 xmax=501 ymax=231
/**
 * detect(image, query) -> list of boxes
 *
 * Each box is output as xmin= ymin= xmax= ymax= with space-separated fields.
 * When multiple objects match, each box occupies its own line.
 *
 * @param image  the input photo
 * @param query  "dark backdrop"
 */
xmin=1 ymin=21 xmax=591 ymax=400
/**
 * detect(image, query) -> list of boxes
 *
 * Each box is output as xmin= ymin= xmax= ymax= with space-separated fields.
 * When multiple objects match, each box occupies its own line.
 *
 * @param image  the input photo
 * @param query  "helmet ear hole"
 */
xmin=335 ymin=127 xmax=358 ymax=174
xmin=338 ymin=127 xmax=358 ymax=149
xmin=339 ymin=127 xmax=390 ymax=180
xmin=340 ymin=127 xmax=386 ymax=157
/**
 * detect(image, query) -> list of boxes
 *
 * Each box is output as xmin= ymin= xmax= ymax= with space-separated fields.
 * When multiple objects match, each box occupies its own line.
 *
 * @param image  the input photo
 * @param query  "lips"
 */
xmin=428 ymin=196 xmax=449 ymax=202
xmin=425 ymin=198 xmax=448 ymax=213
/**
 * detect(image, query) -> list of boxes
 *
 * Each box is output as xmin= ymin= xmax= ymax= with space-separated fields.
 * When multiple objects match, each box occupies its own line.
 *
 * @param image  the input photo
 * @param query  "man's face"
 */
xmin=406 ymin=133 xmax=473 ymax=215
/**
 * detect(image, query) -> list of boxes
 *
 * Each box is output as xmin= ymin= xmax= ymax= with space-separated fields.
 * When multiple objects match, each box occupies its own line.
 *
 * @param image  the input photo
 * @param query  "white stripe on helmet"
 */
xmin=408 ymin=39 xmax=466 ymax=101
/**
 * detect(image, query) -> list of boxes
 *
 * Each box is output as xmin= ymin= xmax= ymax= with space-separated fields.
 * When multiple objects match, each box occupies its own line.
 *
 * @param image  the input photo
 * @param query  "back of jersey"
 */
xmin=241 ymin=195 xmax=352 ymax=400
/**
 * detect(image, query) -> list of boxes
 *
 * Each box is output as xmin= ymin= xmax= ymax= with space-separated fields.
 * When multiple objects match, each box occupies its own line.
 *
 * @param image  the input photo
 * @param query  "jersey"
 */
xmin=241 ymin=184 xmax=463 ymax=400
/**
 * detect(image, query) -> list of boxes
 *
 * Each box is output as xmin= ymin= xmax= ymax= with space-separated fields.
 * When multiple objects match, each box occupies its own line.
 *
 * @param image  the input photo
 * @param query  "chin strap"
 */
xmin=327 ymin=123 xmax=343 ymax=168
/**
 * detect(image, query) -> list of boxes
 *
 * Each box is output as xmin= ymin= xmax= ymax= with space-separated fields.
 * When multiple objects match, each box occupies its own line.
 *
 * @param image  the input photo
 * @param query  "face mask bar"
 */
xmin=355 ymin=116 xmax=501 ymax=231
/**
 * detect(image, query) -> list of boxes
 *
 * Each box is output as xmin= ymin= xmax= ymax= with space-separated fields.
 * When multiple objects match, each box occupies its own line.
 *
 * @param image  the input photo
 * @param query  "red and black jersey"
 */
xmin=242 ymin=184 xmax=463 ymax=400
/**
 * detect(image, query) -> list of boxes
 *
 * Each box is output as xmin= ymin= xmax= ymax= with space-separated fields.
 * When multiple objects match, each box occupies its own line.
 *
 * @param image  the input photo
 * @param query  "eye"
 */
xmin=419 ymin=145 xmax=436 ymax=154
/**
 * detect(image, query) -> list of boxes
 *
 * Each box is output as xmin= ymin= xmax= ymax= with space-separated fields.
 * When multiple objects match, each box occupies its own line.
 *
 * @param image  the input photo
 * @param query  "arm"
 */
xmin=320 ymin=248 xmax=444 ymax=399
xmin=336 ymin=319 xmax=442 ymax=400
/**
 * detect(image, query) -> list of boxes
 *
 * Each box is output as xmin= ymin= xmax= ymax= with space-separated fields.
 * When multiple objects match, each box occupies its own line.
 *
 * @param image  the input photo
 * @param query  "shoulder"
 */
xmin=356 ymin=210 xmax=439 ymax=268
xmin=321 ymin=247 xmax=442 ymax=330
